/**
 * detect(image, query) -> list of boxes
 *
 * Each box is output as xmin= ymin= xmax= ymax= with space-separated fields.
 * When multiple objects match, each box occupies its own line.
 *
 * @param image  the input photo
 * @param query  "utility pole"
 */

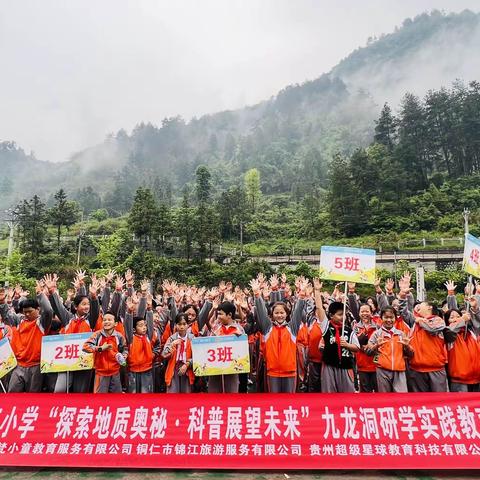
xmin=463 ymin=208 xmax=472 ymax=287
xmin=463 ymin=208 xmax=470 ymax=235
xmin=76 ymin=211 xmax=84 ymax=267
xmin=239 ymin=220 xmax=243 ymax=257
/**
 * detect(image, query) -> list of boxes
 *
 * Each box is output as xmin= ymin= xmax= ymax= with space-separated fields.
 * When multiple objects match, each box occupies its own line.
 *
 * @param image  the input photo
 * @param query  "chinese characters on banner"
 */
xmin=1 ymin=393 xmax=480 ymax=469
xmin=0 ymin=336 xmax=17 ymax=379
xmin=319 ymin=246 xmax=376 ymax=284
xmin=463 ymin=233 xmax=480 ymax=278
xmin=192 ymin=334 xmax=250 ymax=376
xmin=40 ymin=333 xmax=93 ymax=374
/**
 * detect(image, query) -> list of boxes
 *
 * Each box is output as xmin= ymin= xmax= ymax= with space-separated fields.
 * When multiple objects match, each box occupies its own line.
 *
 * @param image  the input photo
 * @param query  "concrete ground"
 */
xmin=0 ymin=470 xmax=479 ymax=480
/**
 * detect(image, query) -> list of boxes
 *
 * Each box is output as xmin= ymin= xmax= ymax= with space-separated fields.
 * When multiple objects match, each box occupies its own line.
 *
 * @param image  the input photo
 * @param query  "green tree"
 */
xmin=155 ymin=202 xmax=173 ymax=254
xmin=244 ymin=168 xmax=262 ymax=212
xmin=14 ymin=195 xmax=48 ymax=256
xmin=176 ymin=185 xmax=196 ymax=261
xmin=48 ymin=189 xmax=79 ymax=252
xmin=195 ymin=165 xmax=213 ymax=257
xmin=327 ymin=154 xmax=368 ymax=236
xmin=374 ymin=103 xmax=397 ymax=151
xmin=128 ymin=187 xmax=158 ymax=247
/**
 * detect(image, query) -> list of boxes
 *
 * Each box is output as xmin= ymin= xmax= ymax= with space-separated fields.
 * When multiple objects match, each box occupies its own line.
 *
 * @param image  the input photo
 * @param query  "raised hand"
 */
xmin=398 ymin=272 xmax=412 ymax=295
xmin=115 ymin=276 xmax=125 ymax=292
xmin=89 ymin=276 xmax=100 ymax=297
xmin=124 ymin=269 xmax=134 ymax=286
xmin=249 ymin=279 xmax=261 ymax=298
xmin=74 ymin=270 xmax=87 ymax=284
xmin=224 ymin=291 xmax=234 ymax=302
xmin=105 ymin=269 xmax=116 ymax=283
xmin=43 ymin=274 xmax=57 ymax=293
xmin=257 ymin=273 xmax=266 ymax=288
xmin=398 ymin=335 xmax=411 ymax=347
xmin=444 ymin=280 xmax=457 ymax=293
xmin=295 ymin=276 xmax=309 ymax=300
xmin=35 ymin=280 xmax=45 ymax=295
xmin=140 ymin=279 xmax=150 ymax=294
xmin=465 ymin=283 xmax=474 ymax=298
xmin=269 ymin=274 xmax=280 ymax=291
xmin=126 ymin=296 xmax=135 ymax=313
xmin=313 ymin=278 xmax=323 ymax=291
xmin=385 ymin=278 xmax=395 ymax=293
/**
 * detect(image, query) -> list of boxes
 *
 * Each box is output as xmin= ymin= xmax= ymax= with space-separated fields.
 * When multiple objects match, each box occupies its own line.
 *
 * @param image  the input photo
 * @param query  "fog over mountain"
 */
xmin=1 ymin=8 xmax=479 ymax=210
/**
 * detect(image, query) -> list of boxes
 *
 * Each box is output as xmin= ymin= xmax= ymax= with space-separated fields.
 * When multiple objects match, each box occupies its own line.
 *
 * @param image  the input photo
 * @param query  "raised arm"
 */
xmin=444 ymin=280 xmax=458 ymax=310
xmin=347 ymin=283 xmax=360 ymax=322
xmin=375 ymin=277 xmax=390 ymax=311
xmin=37 ymin=291 xmax=53 ymax=333
xmin=290 ymin=297 xmax=306 ymax=336
xmin=198 ymin=300 xmax=212 ymax=330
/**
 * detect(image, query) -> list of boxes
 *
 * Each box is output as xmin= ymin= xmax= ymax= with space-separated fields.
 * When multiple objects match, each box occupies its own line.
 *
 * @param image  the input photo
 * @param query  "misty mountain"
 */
xmin=1 ymin=9 xmax=479 ymax=212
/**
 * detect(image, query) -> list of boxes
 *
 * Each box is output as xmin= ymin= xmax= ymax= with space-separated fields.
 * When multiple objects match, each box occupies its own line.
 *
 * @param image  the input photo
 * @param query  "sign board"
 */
xmin=41 ymin=333 xmax=93 ymax=373
xmin=319 ymin=246 xmax=376 ymax=284
xmin=0 ymin=336 xmax=17 ymax=379
xmin=463 ymin=233 xmax=480 ymax=278
xmin=192 ymin=334 xmax=250 ymax=376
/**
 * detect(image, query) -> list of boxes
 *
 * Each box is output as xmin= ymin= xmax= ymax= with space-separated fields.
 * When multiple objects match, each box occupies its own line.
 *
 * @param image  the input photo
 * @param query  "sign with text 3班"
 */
xmin=463 ymin=233 xmax=480 ymax=278
xmin=41 ymin=333 xmax=93 ymax=374
xmin=192 ymin=334 xmax=250 ymax=377
xmin=319 ymin=246 xmax=376 ymax=284
xmin=0 ymin=336 xmax=17 ymax=379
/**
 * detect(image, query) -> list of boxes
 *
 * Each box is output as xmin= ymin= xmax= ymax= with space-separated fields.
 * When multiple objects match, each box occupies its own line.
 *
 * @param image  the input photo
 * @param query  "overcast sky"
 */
xmin=0 ymin=0 xmax=479 ymax=163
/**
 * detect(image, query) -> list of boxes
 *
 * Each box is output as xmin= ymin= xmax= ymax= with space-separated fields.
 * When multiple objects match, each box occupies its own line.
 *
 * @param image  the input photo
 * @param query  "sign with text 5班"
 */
xmin=319 ymin=246 xmax=376 ymax=284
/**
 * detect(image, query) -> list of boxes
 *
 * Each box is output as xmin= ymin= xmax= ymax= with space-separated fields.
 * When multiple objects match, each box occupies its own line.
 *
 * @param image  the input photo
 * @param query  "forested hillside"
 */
xmin=1 ymin=10 xmax=479 ymax=213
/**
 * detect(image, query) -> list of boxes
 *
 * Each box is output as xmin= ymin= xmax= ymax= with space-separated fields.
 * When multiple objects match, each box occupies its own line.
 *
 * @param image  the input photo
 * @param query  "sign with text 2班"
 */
xmin=192 ymin=334 xmax=250 ymax=377
xmin=319 ymin=246 xmax=376 ymax=284
xmin=41 ymin=333 xmax=94 ymax=374
xmin=463 ymin=233 xmax=480 ymax=278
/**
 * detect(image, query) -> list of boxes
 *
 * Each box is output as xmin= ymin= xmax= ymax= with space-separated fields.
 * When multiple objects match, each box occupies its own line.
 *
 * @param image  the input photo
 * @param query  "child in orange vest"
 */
xmin=162 ymin=313 xmax=194 ymax=393
xmin=366 ymin=306 xmax=413 ymax=392
xmin=125 ymin=305 xmax=160 ymax=393
xmin=83 ymin=311 xmax=127 ymax=393
xmin=8 ymin=293 xmax=53 ymax=392
xmin=251 ymin=278 xmax=306 ymax=393
xmin=444 ymin=306 xmax=480 ymax=392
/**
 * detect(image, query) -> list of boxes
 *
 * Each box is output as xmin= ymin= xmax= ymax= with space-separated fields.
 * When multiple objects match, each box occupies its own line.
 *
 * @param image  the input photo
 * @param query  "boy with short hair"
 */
xmin=125 ymin=298 xmax=160 ymax=393
xmin=8 ymin=288 xmax=53 ymax=392
xmin=83 ymin=311 xmax=127 ymax=393
xmin=320 ymin=301 xmax=360 ymax=393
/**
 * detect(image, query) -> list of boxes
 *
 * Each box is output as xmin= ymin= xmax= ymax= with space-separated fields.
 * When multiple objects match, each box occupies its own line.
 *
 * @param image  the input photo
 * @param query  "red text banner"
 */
xmin=1 ymin=393 xmax=480 ymax=469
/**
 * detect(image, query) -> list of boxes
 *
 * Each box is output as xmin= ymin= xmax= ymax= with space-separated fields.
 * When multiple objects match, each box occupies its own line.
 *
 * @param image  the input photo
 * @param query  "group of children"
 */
xmin=1 ymin=269 xmax=480 ymax=394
